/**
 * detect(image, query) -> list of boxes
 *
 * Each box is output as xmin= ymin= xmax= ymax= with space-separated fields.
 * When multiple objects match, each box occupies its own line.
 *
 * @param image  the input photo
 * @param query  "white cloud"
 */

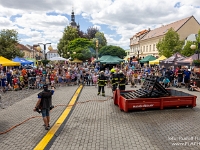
xmin=0 ymin=0 xmax=199 ymax=50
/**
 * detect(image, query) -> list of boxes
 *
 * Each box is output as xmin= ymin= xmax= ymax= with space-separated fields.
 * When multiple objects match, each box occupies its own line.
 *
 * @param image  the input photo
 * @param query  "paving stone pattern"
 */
xmin=49 ymin=85 xmax=200 ymax=150
xmin=0 ymin=86 xmax=78 ymax=150
xmin=1 ymin=84 xmax=200 ymax=150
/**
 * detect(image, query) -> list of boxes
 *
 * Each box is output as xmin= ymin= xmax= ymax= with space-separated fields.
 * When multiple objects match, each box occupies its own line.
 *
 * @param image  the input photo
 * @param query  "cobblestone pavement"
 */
xmin=0 ymin=88 xmax=39 ymax=110
xmin=1 ymin=84 xmax=200 ymax=150
xmin=0 ymin=85 xmax=79 ymax=150
xmin=50 ymin=85 xmax=200 ymax=150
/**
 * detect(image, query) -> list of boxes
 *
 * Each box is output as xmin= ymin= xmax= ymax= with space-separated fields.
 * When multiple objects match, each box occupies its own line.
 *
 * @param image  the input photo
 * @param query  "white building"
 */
xmin=47 ymin=50 xmax=60 ymax=60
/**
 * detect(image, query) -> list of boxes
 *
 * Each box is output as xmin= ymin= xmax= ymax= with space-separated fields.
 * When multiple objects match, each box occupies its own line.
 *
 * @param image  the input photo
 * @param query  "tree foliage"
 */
xmin=99 ymin=45 xmax=126 ymax=58
xmin=156 ymin=28 xmax=184 ymax=58
xmin=181 ymin=29 xmax=200 ymax=57
xmin=92 ymin=32 xmax=107 ymax=50
xmin=86 ymin=27 xmax=99 ymax=39
xmin=67 ymin=38 xmax=95 ymax=61
xmin=78 ymin=30 xmax=87 ymax=38
xmin=181 ymin=41 xmax=195 ymax=57
xmin=193 ymin=29 xmax=200 ymax=50
xmin=57 ymin=26 xmax=79 ymax=57
xmin=0 ymin=29 xmax=24 ymax=59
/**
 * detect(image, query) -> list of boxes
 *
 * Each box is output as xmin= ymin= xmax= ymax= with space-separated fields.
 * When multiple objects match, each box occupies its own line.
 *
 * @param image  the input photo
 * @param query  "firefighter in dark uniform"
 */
xmin=111 ymin=70 xmax=119 ymax=92
xmin=97 ymin=71 xmax=107 ymax=96
xmin=118 ymin=70 xmax=126 ymax=90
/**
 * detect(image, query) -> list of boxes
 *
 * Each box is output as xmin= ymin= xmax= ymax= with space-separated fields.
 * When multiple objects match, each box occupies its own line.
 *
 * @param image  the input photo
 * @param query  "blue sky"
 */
xmin=0 ymin=0 xmax=199 ymax=50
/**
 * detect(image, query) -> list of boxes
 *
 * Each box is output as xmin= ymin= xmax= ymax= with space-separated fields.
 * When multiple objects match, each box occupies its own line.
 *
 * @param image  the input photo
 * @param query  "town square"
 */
xmin=1 ymin=0 xmax=200 ymax=150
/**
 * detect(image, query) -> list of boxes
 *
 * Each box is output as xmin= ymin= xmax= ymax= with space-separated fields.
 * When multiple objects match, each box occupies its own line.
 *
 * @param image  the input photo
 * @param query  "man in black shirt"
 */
xmin=177 ymin=68 xmax=183 ymax=88
xmin=34 ymin=84 xmax=54 ymax=130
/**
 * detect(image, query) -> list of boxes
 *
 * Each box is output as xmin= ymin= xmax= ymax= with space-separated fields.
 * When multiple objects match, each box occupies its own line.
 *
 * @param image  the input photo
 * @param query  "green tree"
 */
xmin=67 ymin=38 xmax=95 ymax=61
xmin=157 ymin=28 xmax=184 ymax=57
xmin=92 ymin=32 xmax=107 ymax=50
xmin=0 ymin=29 xmax=24 ymax=59
xmin=57 ymin=26 xmax=79 ymax=57
xmin=194 ymin=30 xmax=200 ymax=50
xmin=99 ymin=45 xmax=126 ymax=58
xmin=181 ymin=41 xmax=195 ymax=57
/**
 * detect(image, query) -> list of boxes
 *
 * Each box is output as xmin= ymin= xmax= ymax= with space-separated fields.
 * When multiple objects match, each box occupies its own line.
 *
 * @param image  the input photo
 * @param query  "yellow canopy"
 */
xmin=149 ymin=55 xmax=166 ymax=65
xmin=0 ymin=56 xmax=20 ymax=66
xmin=69 ymin=58 xmax=83 ymax=63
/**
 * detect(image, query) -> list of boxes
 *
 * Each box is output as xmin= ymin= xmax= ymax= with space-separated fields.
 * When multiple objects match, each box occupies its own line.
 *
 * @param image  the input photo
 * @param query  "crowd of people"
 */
xmin=0 ymin=62 xmax=199 ymax=94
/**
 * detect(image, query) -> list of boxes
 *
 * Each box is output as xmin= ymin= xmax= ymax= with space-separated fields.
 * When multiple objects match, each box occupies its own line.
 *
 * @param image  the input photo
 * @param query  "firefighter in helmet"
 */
xmin=118 ymin=70 xmax=126 ymax=90
xmin=97 ymin=71 xmax=107 ymax=96
xmin=111 ymin=69 xmax=119 ymax=92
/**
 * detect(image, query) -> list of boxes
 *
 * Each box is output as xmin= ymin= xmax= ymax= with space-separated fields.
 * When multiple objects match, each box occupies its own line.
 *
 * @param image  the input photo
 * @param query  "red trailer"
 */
xmin=113 ymin=89 xmax=197 ymax=112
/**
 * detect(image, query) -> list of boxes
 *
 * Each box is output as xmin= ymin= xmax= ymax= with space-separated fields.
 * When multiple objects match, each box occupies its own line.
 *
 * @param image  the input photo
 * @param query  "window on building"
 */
xmin=149 ymin=45 xmax=151 ymax=52
xmin=146 ymin=46 xmax=148 ymax=52
xmin=143 ymin=46 xmax=145 ymax=52
xmin=153 ymin=44 xmax=155 ymax=51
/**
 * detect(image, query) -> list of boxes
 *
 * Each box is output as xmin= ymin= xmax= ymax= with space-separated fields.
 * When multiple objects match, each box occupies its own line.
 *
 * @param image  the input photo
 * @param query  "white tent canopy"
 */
xmin=49 ymin=57 xmax=67 ymax=61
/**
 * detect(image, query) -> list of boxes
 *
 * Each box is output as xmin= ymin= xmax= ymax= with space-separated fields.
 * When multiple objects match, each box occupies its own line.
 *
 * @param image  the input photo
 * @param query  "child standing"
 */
xmin=92 ymin=72 xmax=98 ymax=87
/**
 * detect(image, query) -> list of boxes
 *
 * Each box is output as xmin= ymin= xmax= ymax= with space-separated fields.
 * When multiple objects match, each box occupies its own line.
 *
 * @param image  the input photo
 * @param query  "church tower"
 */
xmin=70 ymin=8 xmax=80 ymax=30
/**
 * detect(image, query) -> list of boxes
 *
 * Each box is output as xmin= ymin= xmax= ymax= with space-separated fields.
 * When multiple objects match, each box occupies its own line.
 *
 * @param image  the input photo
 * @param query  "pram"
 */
xmin=28 ymin=77 xmax=36 ymax=89
xmin=173 ymin=77 xmax=178 ymax=87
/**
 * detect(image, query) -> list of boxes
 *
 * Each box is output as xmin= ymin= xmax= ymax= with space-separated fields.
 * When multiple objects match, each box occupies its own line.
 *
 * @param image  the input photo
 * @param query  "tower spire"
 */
xmin=71 ymin=7 xmax=75 ymax=22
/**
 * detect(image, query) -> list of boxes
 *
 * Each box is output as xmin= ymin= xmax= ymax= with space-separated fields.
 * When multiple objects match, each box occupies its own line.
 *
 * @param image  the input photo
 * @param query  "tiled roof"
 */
xmin=130 ymin=29 xmax=149 ymax=39
xmin=26 ymin=44 xmax=37 ymax=51
xmin=136 ymin=29 xmax=149 ymax=37
xmin=47 ymin=50 xmax=58 ymax=53
xmin=141 ymin=16 xmax=193 ymax=41
xmin=16 ymin=43 xmax=31 ymax=51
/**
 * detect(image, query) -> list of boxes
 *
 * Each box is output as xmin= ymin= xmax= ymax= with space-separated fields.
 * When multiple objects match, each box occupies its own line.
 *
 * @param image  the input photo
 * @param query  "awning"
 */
xmin=13 ymin=56 xmax=34 ymax=65
xmin=149 ymin=55 xmax=166 ymax=65
xmin=96 ymin=55 xmax=124 ymax=64
xmin=69 ymin=58 xmax=83 ymax=63
xmin=49 ymin=56 xmax=67 ymax=61
xmin=0 ymin=56 xmax=20 ymax=66
xmin=140 ymin=55 xmax=156 ymax=63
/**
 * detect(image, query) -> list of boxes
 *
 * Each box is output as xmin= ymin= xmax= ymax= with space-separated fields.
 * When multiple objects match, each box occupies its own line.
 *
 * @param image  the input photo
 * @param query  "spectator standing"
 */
xmin=6 ymin=70 xmax=12 ymax=86
xmin=92 ymin=72 xmax=98 ymax=87
xmin=177 ymin=68 xmax=183 ymax=88
xmin=183 ymin=68 xmax=191 ymax=88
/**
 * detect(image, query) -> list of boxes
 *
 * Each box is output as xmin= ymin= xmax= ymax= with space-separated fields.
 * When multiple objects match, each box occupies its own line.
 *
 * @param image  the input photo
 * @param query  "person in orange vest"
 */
xmin=21 ymin=68 xmax=27 ymax=77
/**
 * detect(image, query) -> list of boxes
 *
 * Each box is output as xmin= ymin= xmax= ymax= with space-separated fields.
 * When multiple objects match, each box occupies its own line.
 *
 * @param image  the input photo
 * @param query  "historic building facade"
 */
xmin=130 ymin=29 xmax=149 ymax=58
xmin=130 ymin=16 xmax=200 ymax=58
xmin=47 ymin=50 xmax=60 ymax=60
xmin=16 ymin=44 xmax=32 ymax=59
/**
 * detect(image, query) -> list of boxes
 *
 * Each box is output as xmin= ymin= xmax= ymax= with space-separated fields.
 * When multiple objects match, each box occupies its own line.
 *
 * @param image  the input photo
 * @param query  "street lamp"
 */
xmin=37 ymin=43 xmax=53 ymax=60
xmin=96 ymin=39 xmax=99 ymax=60
xmin=67 ymin=51 xmax=76 ymax=60
xmin=190 ymin=36 xmax=200 ymax=60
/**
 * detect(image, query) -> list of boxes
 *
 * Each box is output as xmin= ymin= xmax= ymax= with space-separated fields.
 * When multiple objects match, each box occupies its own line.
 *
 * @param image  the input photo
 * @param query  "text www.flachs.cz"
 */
xmin=172 ymin=142 xmax=200 ymax=146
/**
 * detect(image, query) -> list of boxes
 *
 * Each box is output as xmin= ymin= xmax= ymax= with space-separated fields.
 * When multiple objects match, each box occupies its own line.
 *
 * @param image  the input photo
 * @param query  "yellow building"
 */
xmin=130 ymin=29 xmax=149 ymax=58
xmin=131 ymin=16 xmax=200 ymax=58
xmin=124 ymin=49 xmax=130 ymax=62
xmin=16 ymin=43 xmax=32 ymax=58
